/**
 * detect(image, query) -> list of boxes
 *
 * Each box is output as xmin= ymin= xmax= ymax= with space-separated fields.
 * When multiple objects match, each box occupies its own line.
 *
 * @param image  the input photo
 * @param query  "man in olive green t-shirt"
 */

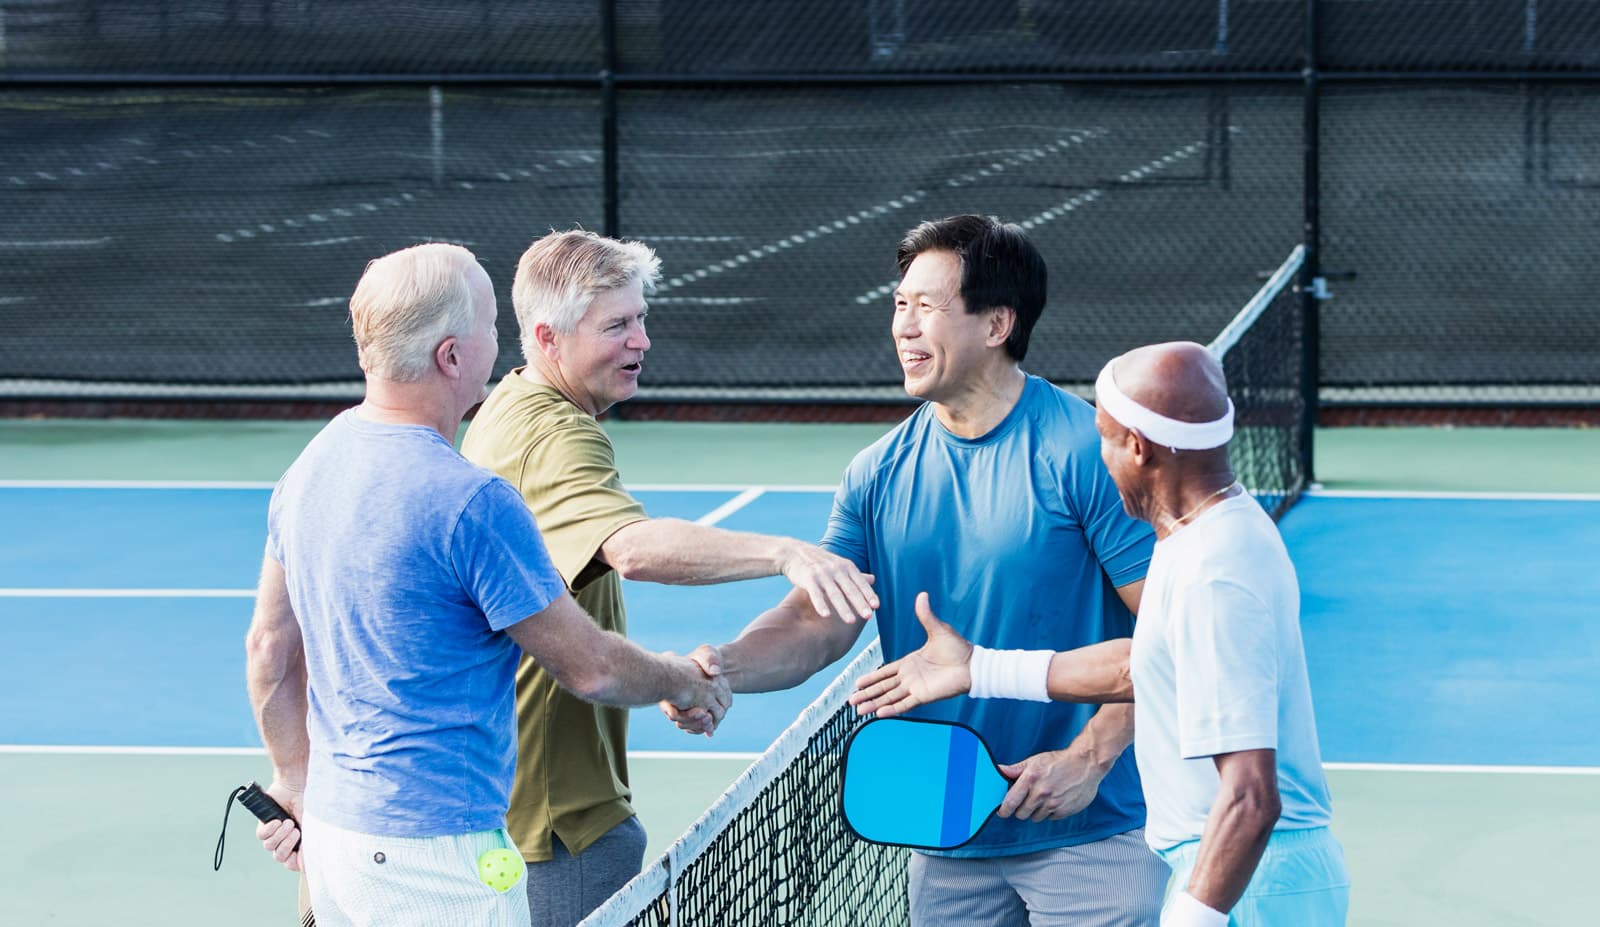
xmin=460 ymin=229 xmax=878 ymax=927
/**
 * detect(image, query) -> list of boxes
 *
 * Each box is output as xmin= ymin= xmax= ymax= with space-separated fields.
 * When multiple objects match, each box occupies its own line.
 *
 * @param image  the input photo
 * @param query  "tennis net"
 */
xmin=1207 ymin=246 xmax=1310 ymax=520
xmin=579 ymin=639 xmax=909 ymax=927
xmin=581 ymin=250 xmax=1311 ymax=927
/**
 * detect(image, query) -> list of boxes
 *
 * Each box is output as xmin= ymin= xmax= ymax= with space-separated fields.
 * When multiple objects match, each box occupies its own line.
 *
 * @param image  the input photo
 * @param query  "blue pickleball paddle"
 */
xmin=840 ymin=717 xmax=1011 ymax=850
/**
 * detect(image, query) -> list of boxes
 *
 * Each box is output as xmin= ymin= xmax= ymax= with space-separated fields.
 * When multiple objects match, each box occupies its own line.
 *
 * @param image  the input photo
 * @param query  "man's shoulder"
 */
xmin=1020 ymin=375 xmax=1095 ymax=430
xmin=468 ymin=376 xmax=608 ymax=457
xmin=842 ymin=404 xmax=934 ymax=483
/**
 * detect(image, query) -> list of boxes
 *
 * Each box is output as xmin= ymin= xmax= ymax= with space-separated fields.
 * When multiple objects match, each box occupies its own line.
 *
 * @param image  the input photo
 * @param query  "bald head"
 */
xmin=1112 ymin=341 xmax=1229 ymax=425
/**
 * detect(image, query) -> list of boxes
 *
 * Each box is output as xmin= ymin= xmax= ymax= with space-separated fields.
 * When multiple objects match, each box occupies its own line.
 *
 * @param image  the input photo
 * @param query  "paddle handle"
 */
xmin=239 ymin=782 xmax=302 ymax=853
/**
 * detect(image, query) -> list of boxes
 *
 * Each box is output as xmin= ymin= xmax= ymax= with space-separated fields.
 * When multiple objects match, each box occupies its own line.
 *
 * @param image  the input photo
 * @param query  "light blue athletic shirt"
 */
xmin=823 ymin=375 xmax=1156 ymax=856
xmin=1131 ymin=493 xmax=1334 ymax=851
xmin=267 ymin=410 xmax=566 ymax=837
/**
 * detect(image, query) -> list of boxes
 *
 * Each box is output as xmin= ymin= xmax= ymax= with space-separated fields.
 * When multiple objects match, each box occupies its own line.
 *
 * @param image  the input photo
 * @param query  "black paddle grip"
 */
xmin=239 ymin=782 xmax=294 ymax=823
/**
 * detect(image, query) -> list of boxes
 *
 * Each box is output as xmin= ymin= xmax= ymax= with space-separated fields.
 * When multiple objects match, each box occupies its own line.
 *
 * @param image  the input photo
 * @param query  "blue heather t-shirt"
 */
xmin=823 ymin=375 xmax=1156 ymax=856
xmin=267 ymin=410 xmax=566 ymax=838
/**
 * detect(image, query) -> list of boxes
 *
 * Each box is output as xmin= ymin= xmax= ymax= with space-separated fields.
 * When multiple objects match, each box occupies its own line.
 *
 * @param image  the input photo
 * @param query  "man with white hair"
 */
xmin=246 ymin=242 xmax=731 ymax=927
xmin=461 ymin=229 xmax=878 ymax=927
xmin=852 ymin=342 xmax=1349 ymax=926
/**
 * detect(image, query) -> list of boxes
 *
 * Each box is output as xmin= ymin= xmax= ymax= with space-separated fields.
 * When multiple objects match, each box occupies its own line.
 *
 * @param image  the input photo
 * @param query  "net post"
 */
xmin=1298 ymin=0 xmax=1321 ymax=485
xmin=601 ymin=0 xmax=620 ymax=239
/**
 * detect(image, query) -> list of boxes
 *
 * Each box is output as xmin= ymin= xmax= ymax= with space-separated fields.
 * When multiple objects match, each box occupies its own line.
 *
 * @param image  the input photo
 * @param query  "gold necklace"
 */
xmin=1165 ymin=480 xmax=1242 ymax=533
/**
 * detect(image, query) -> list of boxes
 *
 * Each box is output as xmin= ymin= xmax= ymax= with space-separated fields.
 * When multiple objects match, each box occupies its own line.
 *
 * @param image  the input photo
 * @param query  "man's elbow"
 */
xmin=1239 ymin=782 xmax=1282 ymax=835
xmin=245 ymin=624 xmax=302 ymax=681
xmin=556 ymin=662 xmax=623 ymax=705
xmin=601 ymin=524 xmax=661 ymax=582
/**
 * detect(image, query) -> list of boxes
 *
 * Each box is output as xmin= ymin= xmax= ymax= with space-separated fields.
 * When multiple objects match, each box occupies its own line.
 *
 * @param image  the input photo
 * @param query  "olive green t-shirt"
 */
xmin=460 ymin=370 xmax=648 ymax=862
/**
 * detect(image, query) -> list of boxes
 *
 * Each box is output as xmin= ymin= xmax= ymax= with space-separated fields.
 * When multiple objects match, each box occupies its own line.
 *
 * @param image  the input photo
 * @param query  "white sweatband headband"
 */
xmin=1160 ymin=891 xmax=1229 ymax=927
xmin=1095 ymin=358 xmax=1234 ymax=450
xmin=968 ymin=646 xmax=1053 ymax=702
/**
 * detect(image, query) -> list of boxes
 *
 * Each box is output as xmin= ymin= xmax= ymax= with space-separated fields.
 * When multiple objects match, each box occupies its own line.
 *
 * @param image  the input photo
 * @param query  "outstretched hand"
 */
xmin=781 ymin=542 xmax=878 ymax=623
xmin=848 ymin=592 xmax=973 ymax=717
xmin=660 ymin=644 xmax=729 ymax=737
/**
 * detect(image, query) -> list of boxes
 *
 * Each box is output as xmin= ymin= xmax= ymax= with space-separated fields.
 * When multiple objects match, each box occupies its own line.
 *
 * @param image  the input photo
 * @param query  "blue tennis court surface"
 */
xmin=1 ymin=485 xmax=1595 ymax=766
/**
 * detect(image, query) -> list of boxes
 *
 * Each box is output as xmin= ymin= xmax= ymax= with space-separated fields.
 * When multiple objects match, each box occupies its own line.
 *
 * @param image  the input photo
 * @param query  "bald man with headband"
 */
xmin=853 ymin=342 xmax=1350 ymax=926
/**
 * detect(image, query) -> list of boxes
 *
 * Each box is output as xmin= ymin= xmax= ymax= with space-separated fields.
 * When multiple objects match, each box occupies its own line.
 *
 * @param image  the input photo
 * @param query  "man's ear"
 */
xmin=532 ymin=321 xmax=561 ymax=361
xmin=435 ymin=336 xmax=461 ymax=379
xmin=986 ymin=306 xmax=1016 ymax=349
xmin=1127 ymin=427 xmax=1153 ymax=466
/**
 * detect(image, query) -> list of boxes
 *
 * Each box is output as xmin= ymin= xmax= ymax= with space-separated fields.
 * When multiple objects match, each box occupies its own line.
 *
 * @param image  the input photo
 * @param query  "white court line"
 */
xmin=1324 ymin=762 xmax=1600 ymax=775
xmin=0 ymin=480 xmax=276 ymax=489
xmin=648 ymin=296 xmax=765 ymax=305
xmin=657 ymin=130 xmax=1109 ymax=296
xmin=627 ymin=483 xmax=836 ymax=494
xmin=655 ymin=191 xmax=932 ymax=293
xmin=0 ymin=745 xmax=266 ymax=756
xmin=5 ymin=129 xmax=324 ymax=189
xmin=854 ymin=134 xmax=1211 ymax=304
xmin=0 ymin=588 xmax=255 ymax=598
xmin=1308 ymin=488 xmax=1600 ymax=502
xmin=0 ymin=744 xmax=767 ymax=760
xmin=693 ymin=487 xmax=765 ymax=526
xmin=855 ymin=190 xmax=1106 ymax=304
xmin=214 ymin=151 xmax=600 ymax=244
xmin=2 ymin=744 xmax=1593 ymax=773
xmin=0 ymin=483 xmax=844 ymax=496
xmin=0 ymin=237 xmax=112 ymax=248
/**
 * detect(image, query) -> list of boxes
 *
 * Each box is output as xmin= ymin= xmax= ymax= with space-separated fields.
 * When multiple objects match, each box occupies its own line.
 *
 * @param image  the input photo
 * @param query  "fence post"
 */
xmin=1298 ymin=0 xmax=1320 ymax=483
xmin=601 ymin=0 xmax=620 ymax=238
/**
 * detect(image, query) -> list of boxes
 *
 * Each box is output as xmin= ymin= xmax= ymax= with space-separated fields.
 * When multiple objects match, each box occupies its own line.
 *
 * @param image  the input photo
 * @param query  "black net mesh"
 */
xmin=0 ymin=85 xmax=601 ymax=385
xmin=622 ymin=83 xmax=1302 ymax=391
xmin=1319 ymin=0 xmax=1600 ymax=71
xmin=0 ymin=1 xmax=601 ymax=75
xmin=2 ymin=1 xmax=1597 ymax=404
xmin=580 ymin=644 xmax=911 ymax=927
xmin=620 ymin=0 xmax=1300 ymax=74
xmin=1211 ymin=251 xmax=1308 ymax=519
xmin=1319 ymin=82 xmax=1600 ymax=396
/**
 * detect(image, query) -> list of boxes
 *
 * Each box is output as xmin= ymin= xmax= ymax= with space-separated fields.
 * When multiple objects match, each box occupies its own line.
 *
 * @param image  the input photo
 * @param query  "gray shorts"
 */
xmin=909 ymin=829 xmax=1168 ymax=927
xmin=524 ymin=816 xmax=648 ymax=927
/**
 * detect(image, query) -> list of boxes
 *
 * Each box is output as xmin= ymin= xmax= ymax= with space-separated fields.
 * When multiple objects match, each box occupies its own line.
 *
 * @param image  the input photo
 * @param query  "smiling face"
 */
xmin=891 ymin=250 xmax=998 ymax=404
xmin=552 ymin=277 xmax=651 ymax=416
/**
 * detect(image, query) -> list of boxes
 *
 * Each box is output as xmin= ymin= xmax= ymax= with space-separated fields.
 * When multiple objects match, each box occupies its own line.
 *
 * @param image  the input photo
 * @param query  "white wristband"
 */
xmin=967 ymin=645 xmax=1053 ymax=701
xmin=1160 ymin=891 xmax=1230 ymax=927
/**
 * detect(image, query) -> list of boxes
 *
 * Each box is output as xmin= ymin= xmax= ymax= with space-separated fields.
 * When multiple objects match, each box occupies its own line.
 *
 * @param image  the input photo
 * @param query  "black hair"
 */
xmin=895 ymin=214 xmax=1048 ymax=361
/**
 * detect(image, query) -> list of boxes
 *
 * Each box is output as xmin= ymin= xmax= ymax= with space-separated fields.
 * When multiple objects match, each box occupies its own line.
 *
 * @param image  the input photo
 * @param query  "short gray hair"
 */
xmin=512 ymin=230 xmax=660 ymax=361
xmin=349 ymin=242 xmax=481 ymax=381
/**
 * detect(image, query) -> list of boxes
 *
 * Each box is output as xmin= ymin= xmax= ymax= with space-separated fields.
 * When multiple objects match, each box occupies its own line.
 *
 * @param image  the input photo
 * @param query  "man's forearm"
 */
xmin=246 ymin=628 xmax=310 ymax=786
xmin=1065 ymin=702 xmax=1135 ymax=774
xmin=718 ymin=598 xmax=862 ymax=694
xmin=245 ymin=557 xmax=311 ymax=787
xmin=1046 ymin=638 xmax=1133 ymax=702
xmin=603 ymin=518 xmax=793 ymax=585
xmin=1183 ymin=752 xmax=1281 ymax=914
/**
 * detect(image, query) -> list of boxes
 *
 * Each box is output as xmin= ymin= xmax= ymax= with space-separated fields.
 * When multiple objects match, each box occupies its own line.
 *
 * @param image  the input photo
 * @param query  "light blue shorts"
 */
xmin=1156 ymin=826 xmax=1350 ymax=927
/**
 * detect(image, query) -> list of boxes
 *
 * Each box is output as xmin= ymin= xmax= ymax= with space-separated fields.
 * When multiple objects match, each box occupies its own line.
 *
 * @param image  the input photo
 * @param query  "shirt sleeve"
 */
xmin=452 ymin=479 xmax=567 ymax=632
xmin=515 ymin=418 xmax=648 ymax=592
xmin=1170 ymin=577 xmax=1280 ymax=759
xmin=819 ymin=456 xmax=871 ymax=572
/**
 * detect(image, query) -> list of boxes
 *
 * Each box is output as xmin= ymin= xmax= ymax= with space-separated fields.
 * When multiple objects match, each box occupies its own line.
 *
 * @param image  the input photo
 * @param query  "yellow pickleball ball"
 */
xmin=477 ymin=848 xmax=525 ymax=893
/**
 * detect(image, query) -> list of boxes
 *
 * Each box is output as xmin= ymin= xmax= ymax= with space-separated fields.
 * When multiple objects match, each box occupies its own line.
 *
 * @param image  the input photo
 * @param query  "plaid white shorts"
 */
xmin=302 ymin=812 xmax=530 ymax=927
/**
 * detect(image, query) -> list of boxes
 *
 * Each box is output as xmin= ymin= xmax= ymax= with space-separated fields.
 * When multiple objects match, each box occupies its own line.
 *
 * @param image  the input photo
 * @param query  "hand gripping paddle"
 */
xmin=841 ymin=718 xmax=1009 ymax=850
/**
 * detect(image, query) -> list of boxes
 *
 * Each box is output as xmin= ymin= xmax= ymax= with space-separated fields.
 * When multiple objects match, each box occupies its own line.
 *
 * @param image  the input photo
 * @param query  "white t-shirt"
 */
xmin=1130 ymin=492 xmax=1334 ymax=851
